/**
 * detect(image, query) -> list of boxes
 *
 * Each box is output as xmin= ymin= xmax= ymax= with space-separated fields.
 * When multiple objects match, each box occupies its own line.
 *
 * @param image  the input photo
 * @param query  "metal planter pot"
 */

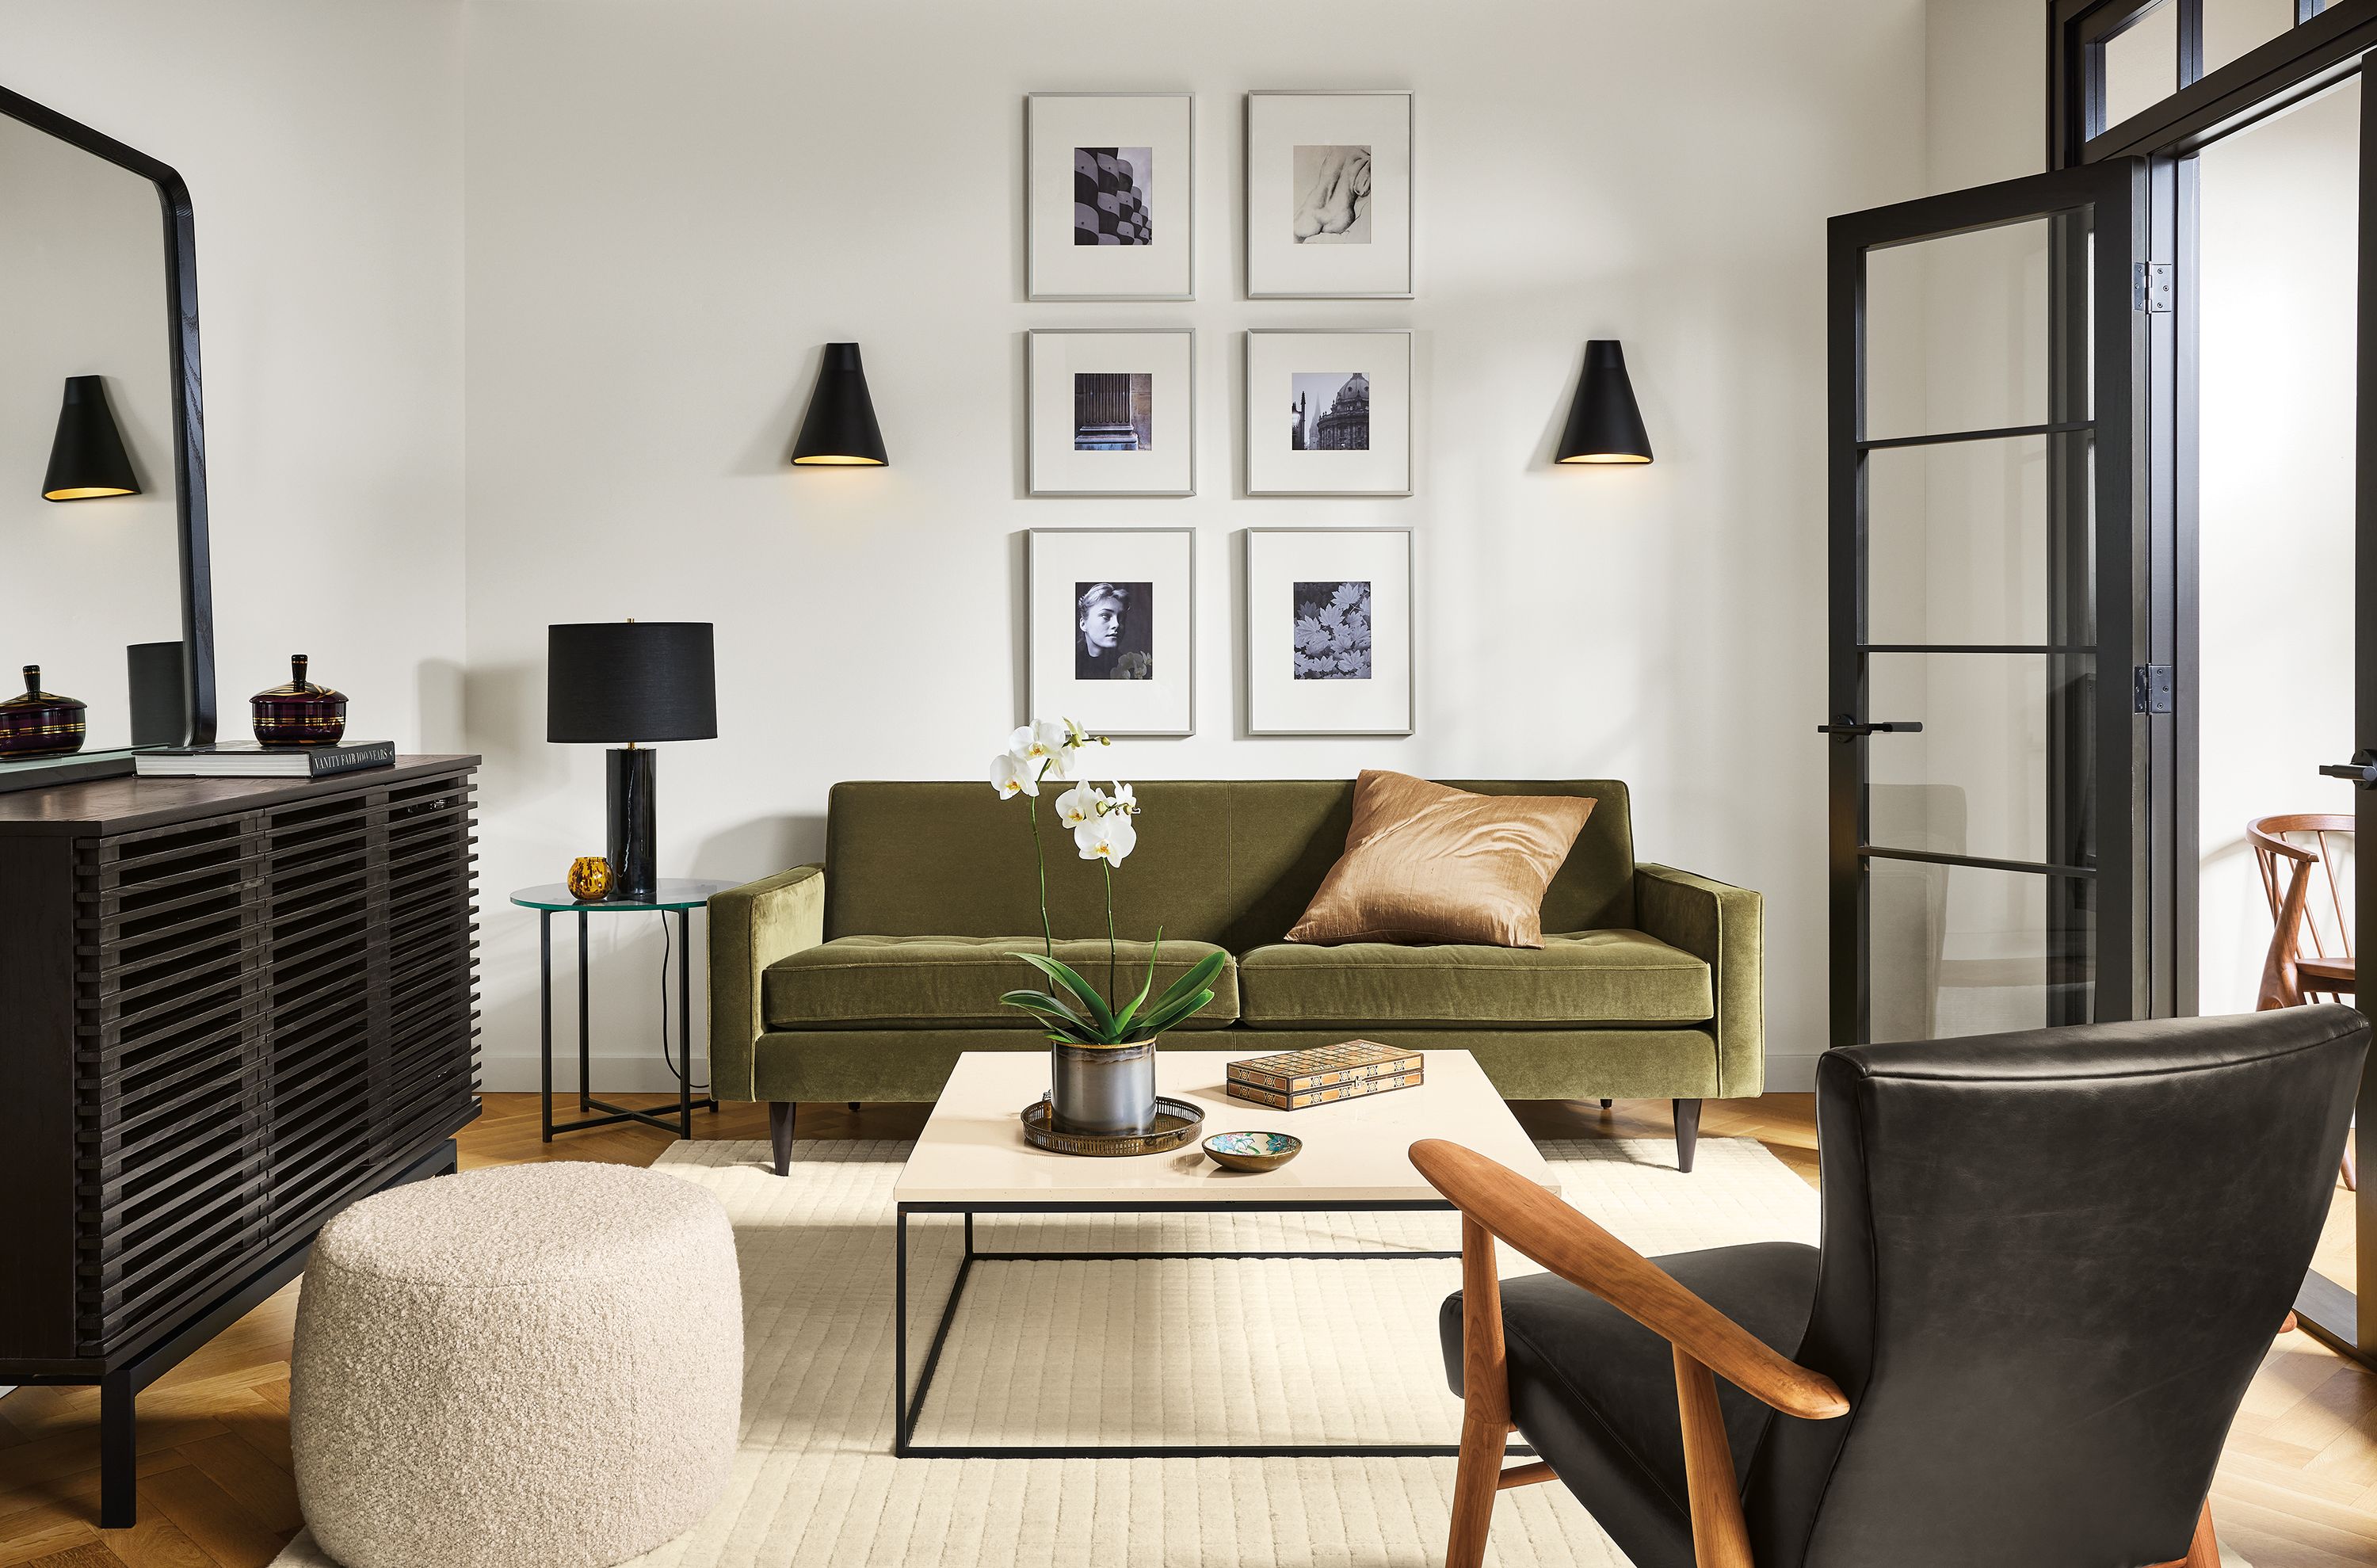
xmin=1049 ymin=1039 xmax=1158 ymax=1136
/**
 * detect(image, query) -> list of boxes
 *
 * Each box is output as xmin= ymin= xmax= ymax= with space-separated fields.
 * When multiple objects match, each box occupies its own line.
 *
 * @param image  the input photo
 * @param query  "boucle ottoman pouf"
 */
xmin=289 ymin=1162 xmax=742 ymax=1568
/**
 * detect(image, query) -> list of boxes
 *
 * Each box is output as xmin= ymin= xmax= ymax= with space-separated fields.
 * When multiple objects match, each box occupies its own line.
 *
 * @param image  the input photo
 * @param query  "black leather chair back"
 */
xmin=1746 ymin=1006 xmax=2364 ymax=1567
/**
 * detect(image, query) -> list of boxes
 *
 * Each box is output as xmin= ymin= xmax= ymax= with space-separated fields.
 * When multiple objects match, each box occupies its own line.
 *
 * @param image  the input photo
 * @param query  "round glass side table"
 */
xmin=511 ymin=879 xmax=732 ymax=1141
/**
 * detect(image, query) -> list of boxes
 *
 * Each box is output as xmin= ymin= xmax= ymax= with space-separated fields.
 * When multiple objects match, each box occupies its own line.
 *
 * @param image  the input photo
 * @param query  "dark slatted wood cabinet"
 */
xmin=0 ymin=756 xmax=480 ymax=1525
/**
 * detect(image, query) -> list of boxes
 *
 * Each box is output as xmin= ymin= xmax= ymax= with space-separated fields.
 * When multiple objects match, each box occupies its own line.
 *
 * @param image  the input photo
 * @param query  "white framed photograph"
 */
xmin=1025 ymin=93 xmax=1194 ymax=301
xmin=1245 ymin=528 xmax=1414 ymax=736
xmin=1027 ymin=330 xmax=1194 ymax=497
xmin=1245 ymin=90 xmax=1413 ymax=299
xmin=1245 ymin=329 xmax=1412 ymax=496
xmin=1028 ymin=528 xmax=1196 ymax=736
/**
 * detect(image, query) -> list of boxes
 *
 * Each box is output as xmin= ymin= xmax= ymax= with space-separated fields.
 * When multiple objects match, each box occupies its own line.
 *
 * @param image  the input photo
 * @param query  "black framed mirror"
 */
xmin=0 ymin=83 xmax=212 ymax=792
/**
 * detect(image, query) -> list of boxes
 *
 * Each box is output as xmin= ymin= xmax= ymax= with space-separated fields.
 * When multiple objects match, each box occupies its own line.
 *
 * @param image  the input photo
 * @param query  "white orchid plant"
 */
xmin=990 ymin=719 xmax=1223 ymax=1048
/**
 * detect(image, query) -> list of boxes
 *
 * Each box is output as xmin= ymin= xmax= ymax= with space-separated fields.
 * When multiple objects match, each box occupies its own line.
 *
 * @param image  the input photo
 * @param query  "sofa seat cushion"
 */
xmin=763 ymin=936 xmax=1240 ymax=1031
xmin=1235 ymin=929 xmax=1711 ymax=1029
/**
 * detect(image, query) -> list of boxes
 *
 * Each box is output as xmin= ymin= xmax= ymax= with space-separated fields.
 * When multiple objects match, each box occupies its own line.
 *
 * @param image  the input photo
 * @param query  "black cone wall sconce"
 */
xmin=1556 ymin=340 xmax=1653 ymax=466
xmin=43 ymin=375 xmax=141 ymax=500
xmin=790 ymin=342 xmax=888 ymax=467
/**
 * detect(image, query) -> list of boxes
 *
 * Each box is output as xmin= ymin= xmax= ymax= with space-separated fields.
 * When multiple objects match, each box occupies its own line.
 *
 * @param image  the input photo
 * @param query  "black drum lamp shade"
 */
xmin=1556 ymin=340 xmax=1654 ymax=465
xmin=548 ymin=621 xmax=718 ymax=742
xmin=548 ymin=621 xmax=716 ymax=906
xmin=789 ymin=342 xmax=888 ymax=467
xmin=43 ymin=376 xmax=142 ymax=501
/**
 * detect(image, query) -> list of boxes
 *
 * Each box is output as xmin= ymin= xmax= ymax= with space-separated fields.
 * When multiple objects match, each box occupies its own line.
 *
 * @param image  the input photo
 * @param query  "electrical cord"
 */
xmin=659 ymin=912 xmax=708 ymax=1095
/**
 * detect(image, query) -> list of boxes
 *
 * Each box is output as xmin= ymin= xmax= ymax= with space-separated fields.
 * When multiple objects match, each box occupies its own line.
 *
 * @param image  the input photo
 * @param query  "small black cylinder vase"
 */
xmin=606 ymin=747 xmax=658 ymax=904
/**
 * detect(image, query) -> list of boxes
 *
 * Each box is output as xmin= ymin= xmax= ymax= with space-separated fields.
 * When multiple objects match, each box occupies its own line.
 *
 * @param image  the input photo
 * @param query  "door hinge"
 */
xmin=2132 ymin=664 xmax=2174 ymax=714
xmin=2134 ymin=261 xmax=2174 ymax=314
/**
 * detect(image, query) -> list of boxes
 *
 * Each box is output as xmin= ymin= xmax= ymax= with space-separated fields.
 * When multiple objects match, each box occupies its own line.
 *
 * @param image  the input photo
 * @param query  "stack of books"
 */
xmin=1225 ymin=1040 xmax=1424 ymax=1111
xmin=133 ymin=740 xmax=396 ymax=779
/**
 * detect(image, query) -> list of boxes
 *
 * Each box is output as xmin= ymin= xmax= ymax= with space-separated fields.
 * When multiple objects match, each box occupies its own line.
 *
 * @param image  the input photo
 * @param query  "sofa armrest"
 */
xmin=707 ymin=864 xmax=826 ymax=1101
xmin=1635 ymin=864 xmax=1765 ymax=1099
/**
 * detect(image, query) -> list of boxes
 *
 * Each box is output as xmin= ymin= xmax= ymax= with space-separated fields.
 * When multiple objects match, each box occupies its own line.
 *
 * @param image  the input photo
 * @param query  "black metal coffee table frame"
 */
xmin=891 ymin=1196 xmax=1536 ymax=1460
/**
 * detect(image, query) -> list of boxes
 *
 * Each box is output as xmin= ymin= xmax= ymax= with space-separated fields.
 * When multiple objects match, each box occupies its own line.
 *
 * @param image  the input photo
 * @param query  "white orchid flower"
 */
xmin=1074 ymin=811 xmax=1137 ymax=866
xmin=1007 ymin=720 xmax=1072 ymax=780
xmin=990 ymin=750 xmax=1040 ymax=799
xmin=1053 ymin=782 xmax=1107 ymax=830
xmin=1105 ymin=781 xmax=1139 ymax=818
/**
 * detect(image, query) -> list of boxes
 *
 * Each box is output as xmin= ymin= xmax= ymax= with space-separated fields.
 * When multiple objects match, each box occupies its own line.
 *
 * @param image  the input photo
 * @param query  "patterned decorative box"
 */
xmin=1225 ymin=1069 xmax=1425 ymax=1112
xmin=1226 ymin=1040 xmax=1425 ymax=1111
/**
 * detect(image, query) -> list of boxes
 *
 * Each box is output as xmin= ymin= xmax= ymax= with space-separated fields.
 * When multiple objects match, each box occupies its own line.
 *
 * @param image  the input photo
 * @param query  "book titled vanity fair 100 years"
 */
xmin=1225 ymin=1040 xmax=1424 ymax=1111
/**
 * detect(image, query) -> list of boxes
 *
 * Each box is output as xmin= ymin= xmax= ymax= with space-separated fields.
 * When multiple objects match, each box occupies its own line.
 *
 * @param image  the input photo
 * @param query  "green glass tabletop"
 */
xmin=509 ymin=879 xmax=733 ymax=913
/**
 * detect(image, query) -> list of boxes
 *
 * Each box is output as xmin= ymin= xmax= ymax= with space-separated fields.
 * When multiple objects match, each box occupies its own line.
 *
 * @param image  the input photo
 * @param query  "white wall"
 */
xmin=2197 ymin=78 xmax=2360 ymax=1015
xmin=2 ymin=0 xmax=468 ymax=756
xmin=461 ymin=0 xmax=1933 ymax=1092
xmin=1924 ymin=0 xmax=2044 ymax=192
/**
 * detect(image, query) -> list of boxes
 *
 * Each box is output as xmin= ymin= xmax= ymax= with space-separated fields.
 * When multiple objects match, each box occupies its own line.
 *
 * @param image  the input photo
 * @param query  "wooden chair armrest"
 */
xmin=1410 ymin=1138 xmax=1850 ymax=1421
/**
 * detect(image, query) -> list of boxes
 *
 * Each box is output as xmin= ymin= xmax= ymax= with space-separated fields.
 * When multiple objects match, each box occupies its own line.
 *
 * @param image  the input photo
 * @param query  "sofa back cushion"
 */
xmin=824 ymin=779 xmax=1635 ymax=947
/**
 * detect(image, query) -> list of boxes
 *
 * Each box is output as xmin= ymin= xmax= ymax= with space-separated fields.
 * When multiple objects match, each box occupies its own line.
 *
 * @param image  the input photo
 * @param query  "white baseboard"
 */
xmin=479 ymin=1053 xmax=711 ymax=1095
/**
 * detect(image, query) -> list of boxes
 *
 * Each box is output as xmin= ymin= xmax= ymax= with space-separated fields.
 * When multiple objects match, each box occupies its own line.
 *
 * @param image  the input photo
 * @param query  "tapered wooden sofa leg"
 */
xmin=1673 ymin=1097 xmax=1702 ymax=1173
xmin=769 ymin=1101 xmax=796 ymax=1176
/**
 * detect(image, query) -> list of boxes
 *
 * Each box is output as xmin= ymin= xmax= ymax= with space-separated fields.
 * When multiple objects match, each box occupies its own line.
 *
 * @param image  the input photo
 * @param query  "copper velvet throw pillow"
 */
xmin=1286 ymin=772 xmax=1594 ymax=948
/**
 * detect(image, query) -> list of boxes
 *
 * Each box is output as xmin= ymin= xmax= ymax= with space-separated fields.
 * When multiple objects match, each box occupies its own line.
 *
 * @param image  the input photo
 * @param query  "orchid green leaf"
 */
xmin=1012 ymin=952 xmax=1119 ymax=1036
xmin=1136 ymin=986 xmax=1217 ymax=1037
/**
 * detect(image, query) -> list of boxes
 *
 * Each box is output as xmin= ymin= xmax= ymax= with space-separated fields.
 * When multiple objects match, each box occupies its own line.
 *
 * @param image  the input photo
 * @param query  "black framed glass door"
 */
xmin=1828 ymin=162 xmax=2158 ymax=1050
xmin=2047 ymin=2 xmax=2375 ymax=1368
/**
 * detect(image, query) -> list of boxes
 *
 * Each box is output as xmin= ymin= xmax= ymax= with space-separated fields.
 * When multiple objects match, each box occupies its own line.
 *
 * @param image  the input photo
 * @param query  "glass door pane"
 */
xmin=2104 ymin=1 xmax=2181 ymax=129
xmin=1868 ymin=858 xmax=2095 ymax=1040
xmin=2203 ymin=0 xmax=2299 ymax=74
xmin=1864 ymin=219 xmax=2066 ymax=441
xmin=1865 ymin=433 xmax=2093 ymax=647
xmin=1868 ymin=652 xmax=2097 ymax=867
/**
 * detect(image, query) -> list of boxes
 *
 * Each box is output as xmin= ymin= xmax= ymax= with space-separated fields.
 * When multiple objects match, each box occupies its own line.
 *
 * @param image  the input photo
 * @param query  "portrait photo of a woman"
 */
xmin=1074 ymin=580 xmax=1154 ymax=680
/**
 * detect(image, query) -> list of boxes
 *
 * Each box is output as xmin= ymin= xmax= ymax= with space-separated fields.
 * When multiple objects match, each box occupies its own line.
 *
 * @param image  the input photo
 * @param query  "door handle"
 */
xmin=1818 ymin=715 xmax=1925 ymax=741
xmin=2318 ymin=749 xmax=2377 ymax=788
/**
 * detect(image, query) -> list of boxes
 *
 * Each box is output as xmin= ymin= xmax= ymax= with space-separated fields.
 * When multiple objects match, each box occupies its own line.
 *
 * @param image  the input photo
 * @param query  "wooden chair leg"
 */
xmin=1446 ymin=1215 xmax=1509 ymax=1568
xmin=769 ymin=1101 xmax=796 ymax=1176
xmin=1674 ymin=1348 xmax=1753 ymax=1568
xmin=2184 ymin=1501 xmax=2219 ymax=1568
xmin=2146 ymin=1502 xmax=2221 ymax=1568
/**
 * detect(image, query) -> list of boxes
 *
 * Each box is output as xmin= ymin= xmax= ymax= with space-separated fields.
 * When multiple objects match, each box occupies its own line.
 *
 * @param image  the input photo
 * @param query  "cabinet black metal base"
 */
xmin=7 ymin=1136 xmax=461 ymax=1528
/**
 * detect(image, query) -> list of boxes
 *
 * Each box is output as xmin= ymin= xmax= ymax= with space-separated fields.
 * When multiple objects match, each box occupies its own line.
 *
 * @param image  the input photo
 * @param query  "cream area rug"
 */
xmin=275 ymin=1135 xmax=1810 ymax=1566
xmin=270 ymin=1137 xmax=1804 ymax=1566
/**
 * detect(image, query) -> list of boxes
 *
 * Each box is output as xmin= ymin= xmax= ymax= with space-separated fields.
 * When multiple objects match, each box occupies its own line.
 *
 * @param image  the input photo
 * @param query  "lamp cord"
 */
xmin=660 ymin=912 xmax=708 ymax=1096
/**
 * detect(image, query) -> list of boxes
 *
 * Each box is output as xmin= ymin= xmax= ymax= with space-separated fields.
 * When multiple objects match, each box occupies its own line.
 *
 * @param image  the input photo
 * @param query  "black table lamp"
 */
xmin=547 ymin=621 xmax=717 ymax=903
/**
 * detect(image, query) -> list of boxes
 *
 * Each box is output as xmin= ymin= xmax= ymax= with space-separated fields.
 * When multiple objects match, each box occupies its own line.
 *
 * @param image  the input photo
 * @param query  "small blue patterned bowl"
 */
xmin=1203 ymin=1130 xmax=1303 ymax=1173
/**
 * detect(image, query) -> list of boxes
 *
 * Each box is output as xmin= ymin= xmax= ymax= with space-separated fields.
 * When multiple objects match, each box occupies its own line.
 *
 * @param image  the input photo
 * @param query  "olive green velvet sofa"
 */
xmin=708 ymin=779 xmax=1762 ymax=1173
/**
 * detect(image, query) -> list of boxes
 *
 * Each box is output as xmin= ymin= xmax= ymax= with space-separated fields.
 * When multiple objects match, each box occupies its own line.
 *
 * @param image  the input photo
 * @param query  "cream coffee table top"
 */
xmin=894 ymin=1048 xmax=1559 ymax=1206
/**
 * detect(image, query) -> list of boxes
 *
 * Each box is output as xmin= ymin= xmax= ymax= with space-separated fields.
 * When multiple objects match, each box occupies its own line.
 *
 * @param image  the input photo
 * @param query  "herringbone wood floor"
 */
xmin=0 ymin=1093 xmax=2367 ymax=1567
